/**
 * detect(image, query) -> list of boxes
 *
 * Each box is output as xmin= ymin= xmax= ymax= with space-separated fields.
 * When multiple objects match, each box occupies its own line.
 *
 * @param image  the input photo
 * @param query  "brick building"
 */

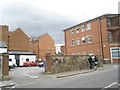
xmin=63 ymin=14 xmax=120 ymax=63
xmin=30 ymin=33 xmax=55 ymax=60
xmin=0 ymin=25 xmax=30 ymax=51
xmin=0 ymin=25 xmax=36 ymax=66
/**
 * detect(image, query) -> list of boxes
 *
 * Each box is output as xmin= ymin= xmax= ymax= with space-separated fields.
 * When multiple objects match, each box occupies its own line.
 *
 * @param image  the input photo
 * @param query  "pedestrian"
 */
xmin=88 ymin=56 xmax=93 ymax=69
xmin=94 ymin=56 xmax=98 ymax=70
xmin=43 ymin=59 xmax=46 ymax=72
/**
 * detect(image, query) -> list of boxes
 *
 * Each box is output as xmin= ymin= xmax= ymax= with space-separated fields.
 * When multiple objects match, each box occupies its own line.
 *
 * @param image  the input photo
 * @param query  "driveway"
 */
xmin=9 ymin=66 xmax=45 ymax=86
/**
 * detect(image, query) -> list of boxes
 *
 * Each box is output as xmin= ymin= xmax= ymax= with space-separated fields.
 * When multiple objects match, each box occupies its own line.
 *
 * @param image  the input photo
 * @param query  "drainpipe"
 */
xmin=64 ymin=30 xmax=67 ymax=55
xmin=98 ymin=17 xmax=104 ymax=60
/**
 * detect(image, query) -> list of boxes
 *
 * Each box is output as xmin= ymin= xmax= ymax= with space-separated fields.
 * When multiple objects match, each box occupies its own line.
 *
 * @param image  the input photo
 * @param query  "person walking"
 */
xmin=88 ymin=56 xmax=93 ymax=69
xmin=43 ymin=59 xmax=46 ymax=72
xmin=94 ymin=56 xmax=98 ymax=70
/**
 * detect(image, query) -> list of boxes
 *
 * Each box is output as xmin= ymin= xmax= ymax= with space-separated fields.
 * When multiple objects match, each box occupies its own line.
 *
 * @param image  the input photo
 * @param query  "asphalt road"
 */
xmin=10 ymin=64 xmax=119 ymax=89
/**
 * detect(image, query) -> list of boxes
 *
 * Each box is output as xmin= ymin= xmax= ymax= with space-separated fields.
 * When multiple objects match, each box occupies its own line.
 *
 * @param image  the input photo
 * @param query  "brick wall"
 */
xmin=31 ymin=33 xmax=55 ymax=60
xmin=46 ymin=55 xmax=103 ymax=73
xmin=9 ymin=28 xmax=30 ymax=51
xmin=0 ymin=25 xmax=9 ymax=46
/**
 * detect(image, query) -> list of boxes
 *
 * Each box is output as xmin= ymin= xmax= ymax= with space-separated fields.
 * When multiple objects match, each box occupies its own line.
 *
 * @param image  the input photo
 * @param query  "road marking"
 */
xmin=101 ymin=82 xmax=118 ymax=90
xmin=114 ymin=65 xmax=118 ymax=68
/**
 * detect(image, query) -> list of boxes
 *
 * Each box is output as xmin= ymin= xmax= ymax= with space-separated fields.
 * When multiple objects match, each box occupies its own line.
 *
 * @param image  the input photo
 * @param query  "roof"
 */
xmin=30 ymin=33 xmax=49 ymax=42
xmin=0 ymin=41 xmax=7 ymax=48
xmin=63 ymin=14 xmax=119 ymax=31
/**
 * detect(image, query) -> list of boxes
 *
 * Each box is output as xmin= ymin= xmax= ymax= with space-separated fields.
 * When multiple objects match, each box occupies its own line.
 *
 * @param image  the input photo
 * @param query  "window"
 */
xmin=71 ymin=29 xmax=74 ymax=34
xmin=76 ymin=38 xmax=80 ymax=45
xmin=76 ymin=28 xmax=79 ymax=33
xmin=89 ymin=52 xmax=93 ymax=55
xmin=111 ymin=48 xmax=120 ymax=59
xmin=26 ymin=59 xmax=29 ymax=62
xmin=81 ymin=25 xmax=85 ymax=32
xmin=108 ymin=31 xmax=113 ymax=42
xmin=71 ymin=39 xmax=74 ymax=46
xmin=88 ymin=35 xmax=92 ymax=43
xmin=107 ymin=18 xmax=111 ymax=27
xmin=77 ymin=53 xmax=80 ymax=55
xmin=9 ymin=59 xmax=12 ymax=61
xmin=82 ymin=52 xmax=86 ymax=55
xmin=72 ymin=53 xmax=75 ymax=55
xmin=82 ymin=37 xmax=86 ymax=44
xmin=86 ymin=23 xmax=91 ymax=30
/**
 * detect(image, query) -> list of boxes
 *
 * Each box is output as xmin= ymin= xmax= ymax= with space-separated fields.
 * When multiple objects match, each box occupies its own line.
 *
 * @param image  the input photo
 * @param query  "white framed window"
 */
xmin=76 ymin=28 xmax=79 ymax=33
xmin=108 ymin=31 xmax=113 ymax=42
xmin=86 ymin=23 xmax=91 ymax=30
xmin=107 ymin=18 xmax=111 ymax=27
xmin=81 ymin=25 xmax=85 ymax=32
xmin=76 ymin=38 xmax=80 ymax=45
xmin=110 ymin=47 xmax=120 ymax=59
xmin=71 ymin=39 xmax=74 ymax=46
xmin=82 ymin=37 xmax=86 ymax=44
xmin=89 ymin=52 xmax=93 ymax=56
xmin=72 ymin=53 xmax=75 ymax=55
xmin=77 ymin=53 xmax=80 ymax=55
xmin=88 ymin=35 xmax=92 ymax=43
xmin=71 ymin=29 xmax=74 ymax=34
xmin=82 ymin=52 xmax=86 ymax=55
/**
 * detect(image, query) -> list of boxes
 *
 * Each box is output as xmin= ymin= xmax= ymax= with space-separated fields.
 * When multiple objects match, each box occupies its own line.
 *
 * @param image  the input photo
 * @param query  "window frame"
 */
xmin=71 ymin=29 xmax=74 ymax=34
xmin=88 ymin=35 xmax=92 ymax=43
xmin=76 ymin=28 xmax=79 ymax=33
xmin=76 ymin=38 xmax=80 ymax=45
xmin=82 ymin=52 xmax=86 ymax=55
xmin=81 ymin=25 xmax=85 ymax=32
xmin=82 ymin=36 xmax=86 ymax=44
xmin=86 ymin=23 xmax=91 ymax=30
xmin=71 ymin=39 xmax=74 ymax=46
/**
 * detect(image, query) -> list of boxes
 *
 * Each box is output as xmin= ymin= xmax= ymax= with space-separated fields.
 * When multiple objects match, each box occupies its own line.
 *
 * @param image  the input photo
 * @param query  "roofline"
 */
xmin=63 ymin=14 xmax=119 ymax=31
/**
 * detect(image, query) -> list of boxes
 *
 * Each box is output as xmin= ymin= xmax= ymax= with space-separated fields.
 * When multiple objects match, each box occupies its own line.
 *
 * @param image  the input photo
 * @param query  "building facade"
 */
xmin=30 ymin=33 xmax=55 ymax=60
xmin=64 ymin=14 xmax=120 ymax=63
xmin=0 ymin=25 xmax=36 ymax=66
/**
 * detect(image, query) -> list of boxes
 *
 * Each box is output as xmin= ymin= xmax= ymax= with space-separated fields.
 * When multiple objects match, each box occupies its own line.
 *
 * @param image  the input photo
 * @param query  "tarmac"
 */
xmin=0 ymin=64 xmax=116 ymax=88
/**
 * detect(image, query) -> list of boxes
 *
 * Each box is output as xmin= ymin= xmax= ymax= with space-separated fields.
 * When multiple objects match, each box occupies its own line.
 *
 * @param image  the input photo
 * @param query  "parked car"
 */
xmin=23 ymin=61 xmax=38 ymax=66
xmin=9 ymin=61 xmax=15 ymax=70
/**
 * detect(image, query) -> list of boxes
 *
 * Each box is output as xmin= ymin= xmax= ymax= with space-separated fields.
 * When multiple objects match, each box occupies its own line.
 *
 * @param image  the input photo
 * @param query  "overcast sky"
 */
xmin=0 ymin=0 xmax=119 ymax=44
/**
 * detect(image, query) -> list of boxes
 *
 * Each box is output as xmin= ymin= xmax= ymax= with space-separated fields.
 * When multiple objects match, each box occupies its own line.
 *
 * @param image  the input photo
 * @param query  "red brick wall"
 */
xmin=0 ymin=25 xmax=9 ymax=46
xmin=31 ymin=33 xmax=55 ymax=60
xmin=9 ymin=28 xmax=30 ymax=51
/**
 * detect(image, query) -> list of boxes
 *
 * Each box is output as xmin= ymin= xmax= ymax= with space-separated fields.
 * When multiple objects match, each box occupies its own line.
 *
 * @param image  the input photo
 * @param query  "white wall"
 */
xmin=55 ymin=44 xmax=64 ymax=54
xmin=0 ymin=48 xmax=7 ymax=53
xmin=9 ymin=55 xmax=16 ymax=65
xmin=19 ymin=55 xmax=36 ymax=66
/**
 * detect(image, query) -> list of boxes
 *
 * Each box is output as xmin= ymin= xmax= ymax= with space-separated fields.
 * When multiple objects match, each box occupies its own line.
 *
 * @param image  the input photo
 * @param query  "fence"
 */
xmin=46 ymin=55 xmax=103 ymax=73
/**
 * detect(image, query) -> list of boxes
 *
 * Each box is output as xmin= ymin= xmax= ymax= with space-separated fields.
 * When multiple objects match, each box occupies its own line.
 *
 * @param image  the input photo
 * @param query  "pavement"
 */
xmin=51 ymin=64 xmax=116 ymax=78
xmin=0 ymin=64 xmax=116 ymax=88
xmin=0 ymin=80 xmax=15 ymax=88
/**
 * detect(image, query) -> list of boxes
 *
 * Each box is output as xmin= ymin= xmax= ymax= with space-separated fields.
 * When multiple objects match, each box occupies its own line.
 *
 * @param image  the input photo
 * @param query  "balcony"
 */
xmin=107 ymin=16 xmax=120 ymax=30
xmin=108 ymin=30 xmax=120 ymax=43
